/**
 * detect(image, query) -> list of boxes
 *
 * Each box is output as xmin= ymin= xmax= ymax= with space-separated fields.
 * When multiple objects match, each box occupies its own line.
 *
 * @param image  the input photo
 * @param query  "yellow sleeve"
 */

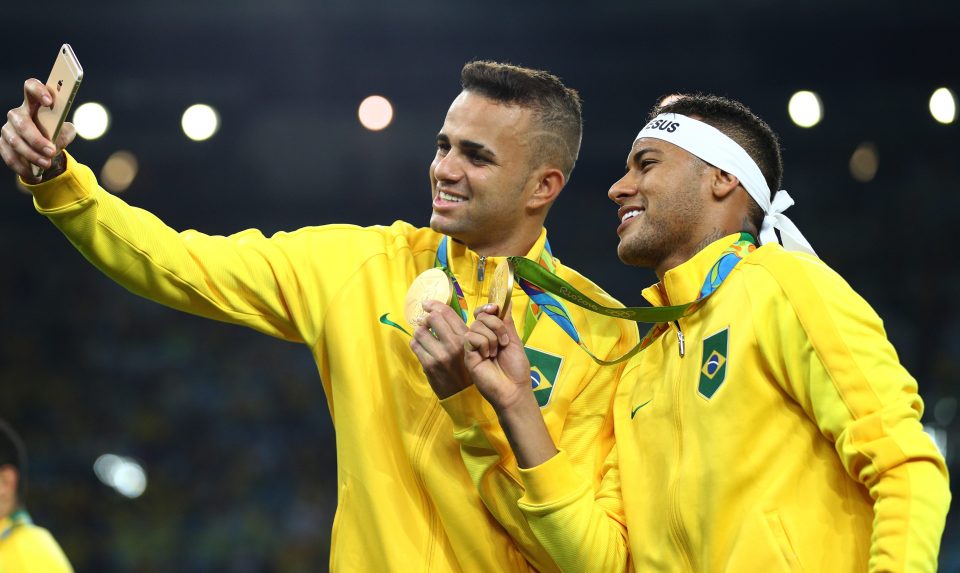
xmin=23 ymin=152 xmax=404 ymax=344
xmin=440 ymin=355 xmax=631 ymax=572
xmin=3 ymin=526 xmax=74 ymax=573
xmin=440 ymin=386 xmax=550 ymax=571
xmin=518 ymin=448 xmax=629 ymax=573
xmin=749 ymin=252 xmax=951 ymax=572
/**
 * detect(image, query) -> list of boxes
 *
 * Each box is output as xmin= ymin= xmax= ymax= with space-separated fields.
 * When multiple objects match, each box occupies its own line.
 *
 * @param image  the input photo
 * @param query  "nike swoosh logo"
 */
xmin=631 ymin=399 xmax=652 ymax=419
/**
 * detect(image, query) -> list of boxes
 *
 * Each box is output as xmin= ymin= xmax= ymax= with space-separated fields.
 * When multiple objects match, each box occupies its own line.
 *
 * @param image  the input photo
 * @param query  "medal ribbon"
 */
xmin=437 ymin=236 xmax=557 ymax=343
xmin=509 ymin=233 xmax=757 ymax=365
xmin=379 ymin=235 xmax=557 ymax=342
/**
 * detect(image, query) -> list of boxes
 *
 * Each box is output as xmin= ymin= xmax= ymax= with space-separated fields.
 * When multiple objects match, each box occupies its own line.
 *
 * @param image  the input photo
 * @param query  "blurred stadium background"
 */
xmin=0 ymin=0 xmax=956 ymax=570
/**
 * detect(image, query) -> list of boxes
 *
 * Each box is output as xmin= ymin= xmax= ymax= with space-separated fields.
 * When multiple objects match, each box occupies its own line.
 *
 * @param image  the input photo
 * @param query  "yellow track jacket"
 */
xmin=0 ymin=511 xmax=73 ymax=573
xmin=25 ymin=153 xmax=638 ymax=572
xmin=513 ymin=235 xmax=951 ymax=572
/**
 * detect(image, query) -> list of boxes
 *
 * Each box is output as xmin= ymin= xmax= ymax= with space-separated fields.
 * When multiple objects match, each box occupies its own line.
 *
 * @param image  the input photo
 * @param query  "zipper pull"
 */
xmin=477 ymin=256 xmax=486 ymax=282
xmin=674 ymin=321 xmax=685 ymax=358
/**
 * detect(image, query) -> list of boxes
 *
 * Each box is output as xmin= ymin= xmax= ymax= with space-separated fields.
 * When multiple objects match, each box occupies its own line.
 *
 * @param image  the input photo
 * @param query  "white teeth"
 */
xmin=621 ymin=209 xmax=642 ymax=223
xmin=439 ymin=191 xmax=465 ymax=203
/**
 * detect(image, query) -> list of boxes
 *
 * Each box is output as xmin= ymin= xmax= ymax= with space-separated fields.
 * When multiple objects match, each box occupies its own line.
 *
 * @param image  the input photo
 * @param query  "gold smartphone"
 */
xmin=33 ymin=44 xmax=84 ymax=178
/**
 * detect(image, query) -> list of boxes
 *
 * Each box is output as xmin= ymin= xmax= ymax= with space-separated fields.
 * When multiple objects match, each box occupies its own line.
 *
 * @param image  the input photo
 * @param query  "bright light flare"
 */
xmin=358 ymin=95 xmax=394 ymax=131
xmin=73 ymin=102 xmax=110 ymax=140
xmin=788 ymin=91 xmax=823 ymax=128
xmin=181 ymin=104 xmax=220 ymax=141
xmin=929 ymin=87 xmax=957 ymax=124
xmin=94 ymin=454 xmax=147 ymax=499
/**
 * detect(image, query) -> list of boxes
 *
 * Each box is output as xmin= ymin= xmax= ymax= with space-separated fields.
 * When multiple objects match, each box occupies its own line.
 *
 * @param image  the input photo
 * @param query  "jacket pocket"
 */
xmin=724 ymin=509 xmax=804 ymax=573
xmin=763 ymin=511 xmax=804 ymax=573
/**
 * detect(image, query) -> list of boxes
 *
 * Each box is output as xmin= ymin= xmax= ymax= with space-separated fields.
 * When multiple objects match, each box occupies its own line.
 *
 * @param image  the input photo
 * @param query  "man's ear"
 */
xmin=527 ymin=167 xmax=565 ymax=210
xmin=711 ymin=168 xmax=741 ymax=200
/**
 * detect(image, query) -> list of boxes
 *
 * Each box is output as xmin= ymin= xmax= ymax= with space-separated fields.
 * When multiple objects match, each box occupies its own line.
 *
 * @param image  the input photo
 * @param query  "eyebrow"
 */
xmin=436 ymin=133 xmax=497 ymax=157
xmin=626 ymin=146 xmax=660 ymax=170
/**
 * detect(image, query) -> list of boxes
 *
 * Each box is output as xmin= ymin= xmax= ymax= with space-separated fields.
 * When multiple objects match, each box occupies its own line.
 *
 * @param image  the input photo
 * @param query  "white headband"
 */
xmin=636 ymin=113 xmax=816 ymax=256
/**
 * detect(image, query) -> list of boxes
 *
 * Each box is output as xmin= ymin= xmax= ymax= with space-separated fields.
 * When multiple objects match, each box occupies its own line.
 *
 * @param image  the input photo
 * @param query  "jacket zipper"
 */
xmin=675 ymin=320 xmax=685 ymax=357
xmin=668 ymin=319 xmax=694 ymax=570
xmin=473 ymin=256 xmax=488 ymax=312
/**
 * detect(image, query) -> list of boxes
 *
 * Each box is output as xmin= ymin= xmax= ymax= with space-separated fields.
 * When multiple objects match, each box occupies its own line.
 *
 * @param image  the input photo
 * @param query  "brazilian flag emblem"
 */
xmin=698 ymin=327 xmax=729 ymax=399
xmin=525 ymin=347 xmax=563 ymax=407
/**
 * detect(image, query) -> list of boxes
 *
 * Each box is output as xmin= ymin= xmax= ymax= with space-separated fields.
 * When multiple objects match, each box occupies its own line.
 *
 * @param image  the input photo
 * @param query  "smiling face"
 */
xmin=428 ymin=91 xmax=540 ymax=253
xmin=608 ymin=137 xmax=710 ymax=273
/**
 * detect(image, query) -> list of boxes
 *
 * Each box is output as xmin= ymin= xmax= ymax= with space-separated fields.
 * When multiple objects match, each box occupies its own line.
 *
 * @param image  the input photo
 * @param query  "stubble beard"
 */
xmin=617 ymin=218 xmax=677 ymax=269
xmin=617 ymin=193 xmax=702 ymax=270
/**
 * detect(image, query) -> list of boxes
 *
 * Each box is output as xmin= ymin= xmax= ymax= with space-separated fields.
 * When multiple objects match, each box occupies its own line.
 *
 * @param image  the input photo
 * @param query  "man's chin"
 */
xmin=617 ymin=243 xmax=648 ymax=268
xmin=429 ymin=214 xmax=462 ymax=238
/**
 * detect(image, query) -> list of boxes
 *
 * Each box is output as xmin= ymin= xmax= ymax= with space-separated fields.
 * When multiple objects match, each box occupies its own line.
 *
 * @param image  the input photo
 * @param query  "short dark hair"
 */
xmin=0 ymin=418 xmax=27 ymax=505
xmin=461 ymin=60 xmax=583 ymax=180
xmin=650 ymin=94 xmax=783 ymax=232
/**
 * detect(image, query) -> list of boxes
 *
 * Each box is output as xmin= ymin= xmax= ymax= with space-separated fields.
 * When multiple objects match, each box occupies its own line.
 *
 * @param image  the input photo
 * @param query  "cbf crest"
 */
xmin=698 ymin=327 xmax=729 ymax=399
xmin=525 ymin=346 xmax=563 ymax=407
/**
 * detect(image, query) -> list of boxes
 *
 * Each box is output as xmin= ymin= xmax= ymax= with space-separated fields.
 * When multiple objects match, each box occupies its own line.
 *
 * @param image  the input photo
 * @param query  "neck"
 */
xmin=655 ymin=227 xmax=728 ymax=281
xmin=465 ymin=226 xmax=542 ymax=258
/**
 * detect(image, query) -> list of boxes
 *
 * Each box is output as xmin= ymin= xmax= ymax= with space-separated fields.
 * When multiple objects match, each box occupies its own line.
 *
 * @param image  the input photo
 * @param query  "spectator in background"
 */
xmin=0 ymin=418 xmax=73 ymax=573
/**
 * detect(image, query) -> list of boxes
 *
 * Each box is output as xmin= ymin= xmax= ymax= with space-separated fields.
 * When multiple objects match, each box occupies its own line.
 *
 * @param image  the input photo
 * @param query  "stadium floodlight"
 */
xmin=929 ymin=87 xmax=957 ymax=124
xmin=788 ymin=90 xmax=823 ymax=128
xmin=358 ymin=95 xmax=394 ymax=131
xmin=181 ymin=104 xmax=220 ymax=141
xmin=73 ymin=102 xmax=110 ymax=140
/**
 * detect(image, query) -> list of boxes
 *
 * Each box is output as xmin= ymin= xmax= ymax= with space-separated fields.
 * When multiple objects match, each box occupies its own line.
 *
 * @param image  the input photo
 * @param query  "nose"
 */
xmin=607 ymin=172 xmax=636 ymax=204
xmin=432 ymin=151 xmax=462 ymax=184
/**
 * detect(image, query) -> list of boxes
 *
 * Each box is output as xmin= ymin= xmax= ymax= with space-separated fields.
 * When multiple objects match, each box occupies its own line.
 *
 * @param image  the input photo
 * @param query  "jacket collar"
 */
xmin=641 ymin=233 xmax=745 ymax=307
xmin=0 ymin=508 xmax=31 ymax=541
xmin=445 ymin=228 xmax=550 ymax=297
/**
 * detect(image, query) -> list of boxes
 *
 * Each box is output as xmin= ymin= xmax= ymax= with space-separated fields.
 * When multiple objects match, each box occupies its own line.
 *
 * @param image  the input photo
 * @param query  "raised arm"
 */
xmin=460 ymin=305 xmax=631 ymax=573
xmin=3 ymin=78 xmax=393 ymax=345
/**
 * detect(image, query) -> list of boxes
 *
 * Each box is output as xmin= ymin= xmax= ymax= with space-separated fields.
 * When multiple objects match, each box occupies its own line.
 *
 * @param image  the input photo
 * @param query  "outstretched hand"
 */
xmin=462 ymin=303 xmax=532 ymax=413
xmin=1 ymin=79 xmax=76 ymax=182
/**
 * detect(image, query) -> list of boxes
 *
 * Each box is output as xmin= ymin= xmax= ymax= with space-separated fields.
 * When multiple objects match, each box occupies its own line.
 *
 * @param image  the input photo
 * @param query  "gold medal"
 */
xmin=404 ymin=268 xmax=454 ymax=327
xmin=487 ymin=259 xmax=514 ymax=319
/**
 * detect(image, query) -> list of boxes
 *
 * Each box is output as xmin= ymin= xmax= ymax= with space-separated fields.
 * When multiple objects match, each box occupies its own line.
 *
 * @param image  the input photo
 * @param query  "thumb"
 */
xmin=56 ymin=122 xmax=77 ymax=150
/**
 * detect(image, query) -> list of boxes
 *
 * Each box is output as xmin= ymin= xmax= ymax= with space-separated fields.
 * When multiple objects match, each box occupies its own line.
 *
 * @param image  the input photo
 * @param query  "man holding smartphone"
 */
xmin=1 ymin=61 xmax=637 ymax=571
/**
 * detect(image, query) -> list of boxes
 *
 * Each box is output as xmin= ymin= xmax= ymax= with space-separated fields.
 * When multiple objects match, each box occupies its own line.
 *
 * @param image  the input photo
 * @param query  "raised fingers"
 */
xmin=23 ymin=79 xmax=53 ymax=109
xmin=467 ymin=319 xmax=501 ymax=359
xmin=5 ymin=109 xmax=56 ymax=171
xmin=0 ymin=135 xmax=32 ymax=178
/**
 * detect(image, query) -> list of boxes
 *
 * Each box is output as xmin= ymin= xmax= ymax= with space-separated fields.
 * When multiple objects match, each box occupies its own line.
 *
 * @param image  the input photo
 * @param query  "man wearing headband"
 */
xmin=461 ymin=94 xmax=950 ymax=571
xmin=1 ymin=61 xmax=637 ymax=571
